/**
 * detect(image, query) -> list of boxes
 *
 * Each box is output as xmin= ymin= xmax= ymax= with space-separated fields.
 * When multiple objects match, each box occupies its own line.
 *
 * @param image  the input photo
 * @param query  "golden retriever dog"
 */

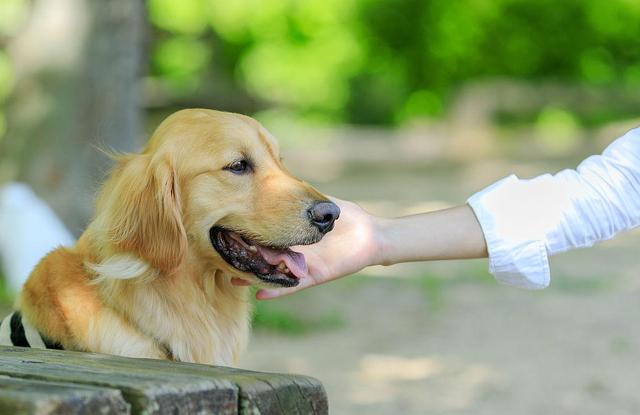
xmin=0 ymin=109 xmax=339 ymax=365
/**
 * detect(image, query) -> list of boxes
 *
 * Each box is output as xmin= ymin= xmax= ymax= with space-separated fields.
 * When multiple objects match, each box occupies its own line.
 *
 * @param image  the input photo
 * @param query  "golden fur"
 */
xmin=17 ymin=109 xmax=330 ymax=365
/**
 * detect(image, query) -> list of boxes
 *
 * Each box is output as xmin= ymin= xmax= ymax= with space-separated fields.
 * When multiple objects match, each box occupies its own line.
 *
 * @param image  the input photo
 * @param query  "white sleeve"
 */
xmin=467 ymin=127 xmax=640 ymax=289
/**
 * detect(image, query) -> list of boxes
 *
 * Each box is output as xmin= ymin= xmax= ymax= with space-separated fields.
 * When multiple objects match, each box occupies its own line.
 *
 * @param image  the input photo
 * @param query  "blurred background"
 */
xmin=0 ymin=0 xmax=639 ymax=413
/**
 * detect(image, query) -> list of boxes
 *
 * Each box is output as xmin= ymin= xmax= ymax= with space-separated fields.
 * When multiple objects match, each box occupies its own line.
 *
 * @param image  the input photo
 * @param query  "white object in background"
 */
xmin=0 ymin=183 xmax=75 ymax=294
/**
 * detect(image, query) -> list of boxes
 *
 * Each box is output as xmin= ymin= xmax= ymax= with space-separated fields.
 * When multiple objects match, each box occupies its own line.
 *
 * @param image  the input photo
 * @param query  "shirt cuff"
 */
xmin=467 ymin=175 xmax=551 ymax=289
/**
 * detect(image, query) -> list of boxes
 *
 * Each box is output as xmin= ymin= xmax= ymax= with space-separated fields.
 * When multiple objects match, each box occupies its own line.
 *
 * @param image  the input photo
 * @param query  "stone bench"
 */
xmin=0 ymin=346 xmax=327 ymax=414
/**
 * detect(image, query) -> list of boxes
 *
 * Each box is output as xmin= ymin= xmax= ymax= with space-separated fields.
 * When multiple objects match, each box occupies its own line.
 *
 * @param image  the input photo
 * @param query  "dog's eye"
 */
xmin=225 ymin=160 xmax=249 ymax=174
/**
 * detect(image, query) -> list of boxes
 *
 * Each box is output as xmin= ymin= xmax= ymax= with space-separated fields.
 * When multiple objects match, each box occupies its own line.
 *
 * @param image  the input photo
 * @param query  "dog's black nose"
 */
xmin=308 ymin=201 xmax=340 ymax=234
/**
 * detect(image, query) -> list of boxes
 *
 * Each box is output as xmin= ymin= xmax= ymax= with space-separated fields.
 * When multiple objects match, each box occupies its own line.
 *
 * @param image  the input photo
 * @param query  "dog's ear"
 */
xmin=103 ymin=154 xmax=187 ymax=273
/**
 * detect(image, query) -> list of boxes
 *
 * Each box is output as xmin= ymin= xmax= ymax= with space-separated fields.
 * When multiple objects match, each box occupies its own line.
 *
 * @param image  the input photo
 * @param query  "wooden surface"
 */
xmin=0 ymin=346 xmax=328 ymax=415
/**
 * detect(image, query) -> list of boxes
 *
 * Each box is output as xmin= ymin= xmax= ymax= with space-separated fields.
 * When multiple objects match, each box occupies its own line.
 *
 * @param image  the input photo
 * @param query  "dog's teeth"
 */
xmin=247 ymin=245 xmax=257 ymax=253
xmin=276 ymin=262 xmax=290 ymax=274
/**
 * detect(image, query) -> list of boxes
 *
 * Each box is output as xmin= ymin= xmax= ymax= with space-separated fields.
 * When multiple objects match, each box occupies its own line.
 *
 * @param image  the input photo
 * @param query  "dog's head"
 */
xmin=95 ymin=109 xmax=338 ymax=287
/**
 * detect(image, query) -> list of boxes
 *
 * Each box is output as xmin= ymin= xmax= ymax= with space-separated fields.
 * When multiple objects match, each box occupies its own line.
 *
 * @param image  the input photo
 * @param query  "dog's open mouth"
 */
xmin=209 ymin=227 xmax=306 ymax=287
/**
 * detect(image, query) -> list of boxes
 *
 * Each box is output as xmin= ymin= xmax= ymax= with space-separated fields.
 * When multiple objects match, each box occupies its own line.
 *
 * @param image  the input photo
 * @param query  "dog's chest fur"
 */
xmin=102 ymin=271 xmax=250 ymax=365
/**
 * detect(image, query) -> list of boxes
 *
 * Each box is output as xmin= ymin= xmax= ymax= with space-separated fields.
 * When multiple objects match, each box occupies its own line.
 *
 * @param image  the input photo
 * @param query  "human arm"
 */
xmin=257 ymin=126 xmax=640 ymax=299
xmin=256 ymin=200 xmax=488 ymax=299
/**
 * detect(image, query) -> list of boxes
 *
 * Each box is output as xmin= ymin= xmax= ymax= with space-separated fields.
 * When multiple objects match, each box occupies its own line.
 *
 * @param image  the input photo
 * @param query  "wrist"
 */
xmin=371 ymin=216 xmax=393 ymax=266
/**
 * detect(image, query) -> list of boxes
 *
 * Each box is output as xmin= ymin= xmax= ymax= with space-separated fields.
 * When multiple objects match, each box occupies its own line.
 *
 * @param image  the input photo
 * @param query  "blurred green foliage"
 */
xmin=0 ymin=0 xmax=638 ymax=142
xmin=252 ymin=298 xmax=344 ymax=335
xmin=0 ymin=271 xmax=13 ymax=306
xmin=148 ymin=0 xmax=640 ymax=125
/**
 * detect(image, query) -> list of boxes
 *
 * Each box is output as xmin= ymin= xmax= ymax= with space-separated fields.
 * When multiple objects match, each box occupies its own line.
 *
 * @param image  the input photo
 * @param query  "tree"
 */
xmin=2 ymin=0 xmax=144 ymax=234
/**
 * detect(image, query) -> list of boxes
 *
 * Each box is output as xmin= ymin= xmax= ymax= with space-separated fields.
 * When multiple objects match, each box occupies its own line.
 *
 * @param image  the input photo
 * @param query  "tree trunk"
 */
xmin=2 ymin=0 xmax=144 ymax=234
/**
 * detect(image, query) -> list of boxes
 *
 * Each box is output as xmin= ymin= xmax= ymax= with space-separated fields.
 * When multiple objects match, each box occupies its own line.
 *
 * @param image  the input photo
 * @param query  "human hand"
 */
xmin=255 ymin=197 xmax=383 ymax=300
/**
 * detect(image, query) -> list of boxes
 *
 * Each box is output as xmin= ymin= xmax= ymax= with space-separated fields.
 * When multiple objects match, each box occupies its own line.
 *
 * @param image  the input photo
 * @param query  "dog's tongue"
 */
xmin=257 ymin=246 xmax=308 ymax=278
